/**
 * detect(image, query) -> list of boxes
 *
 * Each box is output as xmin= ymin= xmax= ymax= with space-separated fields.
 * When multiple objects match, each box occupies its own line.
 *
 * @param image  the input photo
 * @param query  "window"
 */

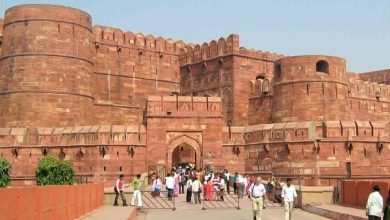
xmin=316 ymin=60 xmax=329 ymax=74
xmin=274 ymin=64 xmax=282 ymax=78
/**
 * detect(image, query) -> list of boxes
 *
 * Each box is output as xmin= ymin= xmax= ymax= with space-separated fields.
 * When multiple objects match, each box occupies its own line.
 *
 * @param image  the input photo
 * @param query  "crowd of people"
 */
xmin=113 ymin=166 xmax=390 ymax=220
xmin=113 ymin=166 xmax=301 ymax=220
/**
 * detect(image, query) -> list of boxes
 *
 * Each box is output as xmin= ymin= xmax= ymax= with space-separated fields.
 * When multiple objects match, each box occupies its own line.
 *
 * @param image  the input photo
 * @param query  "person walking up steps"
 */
xmin=130 ymin=174 xmax=142 ymax=210
xmin=248 ymin=177 xmax=266 ymax=220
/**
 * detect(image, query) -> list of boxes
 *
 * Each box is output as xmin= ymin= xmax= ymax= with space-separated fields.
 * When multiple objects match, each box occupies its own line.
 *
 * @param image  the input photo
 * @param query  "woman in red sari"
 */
xmin=206 ymin=177 xmax=214 ymax=201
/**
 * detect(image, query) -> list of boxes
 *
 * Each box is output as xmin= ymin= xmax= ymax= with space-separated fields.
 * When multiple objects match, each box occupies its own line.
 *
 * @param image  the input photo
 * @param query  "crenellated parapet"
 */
xmin=359 ymin=69 xmax=390 ymax=84
xmin=348 ymin=79 xmax=390 ymax=102
xmin=179 ymin=34 xmax=284 ymax=65
xmin=93 ymin=25 xmax=185 ymax=55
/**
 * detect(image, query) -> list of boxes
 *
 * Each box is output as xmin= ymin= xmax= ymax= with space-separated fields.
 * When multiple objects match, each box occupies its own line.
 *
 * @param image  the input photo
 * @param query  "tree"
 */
xmin=0 ymin=157 xmax=11 ymax=188
xmin=35 ymin=156 xmax=75 ymax=185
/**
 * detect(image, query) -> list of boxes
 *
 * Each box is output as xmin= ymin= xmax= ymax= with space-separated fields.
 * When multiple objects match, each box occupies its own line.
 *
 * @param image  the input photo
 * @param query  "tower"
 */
xmin=0 ymin=4 xmax=94 ymax=127
xmin=271 ymin=55 xmax=350 ymax=122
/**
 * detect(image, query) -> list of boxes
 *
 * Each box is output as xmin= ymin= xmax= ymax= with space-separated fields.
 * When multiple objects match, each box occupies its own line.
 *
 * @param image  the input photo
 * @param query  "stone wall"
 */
xmin=0 ymin=5 xmax=94 ymax=127
xmin=243 ymin=120 xmax=390 ymax=185
xmin=179 ymin=34 xmax=282 ymax=126
xmin=0 ymin=125 xmax=146 ymax=186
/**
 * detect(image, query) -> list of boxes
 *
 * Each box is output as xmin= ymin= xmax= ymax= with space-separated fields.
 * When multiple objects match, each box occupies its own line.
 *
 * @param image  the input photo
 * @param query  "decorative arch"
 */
xmin=167 ymin=134 xmax=202 ymax=171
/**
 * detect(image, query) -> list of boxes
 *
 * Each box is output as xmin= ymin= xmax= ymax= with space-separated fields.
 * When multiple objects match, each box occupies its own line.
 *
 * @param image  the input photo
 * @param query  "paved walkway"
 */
xmin=136 ymin=192 xmax=330 ymax=220
xmin=137 ymin=208 xmax=331 ymax=220
xmin=80 ymin=205 xmax=136 ymax=220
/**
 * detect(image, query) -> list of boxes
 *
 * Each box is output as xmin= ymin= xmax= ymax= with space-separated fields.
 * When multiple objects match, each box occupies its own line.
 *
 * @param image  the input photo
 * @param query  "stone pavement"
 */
xmin=137 ymin=207 xmax=331 ymax=220
xmin=80 ymin=205 xmax=136 ymax=220
xmin=136 ymin=192 xmax=331 ymax=220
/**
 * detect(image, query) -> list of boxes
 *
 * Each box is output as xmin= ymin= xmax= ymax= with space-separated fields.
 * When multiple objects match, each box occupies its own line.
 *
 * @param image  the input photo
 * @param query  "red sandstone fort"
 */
xmin=0 ymin=4 xmax=389 ymax=187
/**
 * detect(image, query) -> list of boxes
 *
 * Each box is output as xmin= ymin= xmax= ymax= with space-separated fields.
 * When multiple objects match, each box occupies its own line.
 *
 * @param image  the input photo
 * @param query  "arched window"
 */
xmin=274 ymin=64 xmax=282 ymax=78
xmin=256 ymin=75 xmax=265 ymax=80
xmin=316 ymin=60 xmax=329 ymax=74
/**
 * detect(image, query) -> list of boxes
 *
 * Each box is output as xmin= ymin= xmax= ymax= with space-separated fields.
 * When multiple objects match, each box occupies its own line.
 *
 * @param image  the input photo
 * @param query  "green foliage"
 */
xmin=0 ymin=157 xmax=11 ymax=188
xmin=35 ymin=156 xmax=75 ymax=186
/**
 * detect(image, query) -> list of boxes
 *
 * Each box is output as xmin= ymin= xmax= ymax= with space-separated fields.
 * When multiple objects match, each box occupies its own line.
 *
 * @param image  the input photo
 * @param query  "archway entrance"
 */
xmin=172 ymin=143 xmax=196 ymax=169
xmin=167 ymin=134 xmax=202 ymax=172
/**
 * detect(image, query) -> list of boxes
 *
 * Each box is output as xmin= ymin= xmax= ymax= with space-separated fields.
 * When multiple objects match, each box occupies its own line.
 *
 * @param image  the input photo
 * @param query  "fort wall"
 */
xmin=359 ymin=69 xmax=390 ymax=84
xmin=0 ymin=5 xmax=94 ymax=127
xmin=180 ymin=34 xmax=283 ymax=126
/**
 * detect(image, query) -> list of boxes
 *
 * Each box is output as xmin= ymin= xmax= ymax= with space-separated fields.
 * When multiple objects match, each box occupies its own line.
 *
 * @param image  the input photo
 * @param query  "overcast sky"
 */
xmin=1 ymin=0 xmax=389 ymax=73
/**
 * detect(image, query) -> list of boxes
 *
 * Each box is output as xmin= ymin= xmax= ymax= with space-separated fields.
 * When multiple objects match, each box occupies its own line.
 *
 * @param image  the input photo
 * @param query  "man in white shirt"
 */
xmin=191 ymin=177 xmax=202 ymax=204
xmin=281 ymin=178 xmax=297 ymax=220
xmin=165 ymin=173 xmax=175 ymax=201
xmin=366 ymin=185 xmax=383 ymax=220
xmin=248 ymin=177 xmax=267 ymax=220
xmin=224 ymin=170 xmax=230 ymax=193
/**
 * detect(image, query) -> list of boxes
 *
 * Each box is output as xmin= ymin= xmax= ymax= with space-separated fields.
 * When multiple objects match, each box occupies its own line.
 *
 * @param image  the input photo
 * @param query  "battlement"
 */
xmin=348 ymin=79 xmax=390 ymax=102
xmin=0 ymin=125 xmax=146 ymax=146
xmin=238 ymin=47 xmax=284 ymax=61
xmin=359 ymin=69 xmax=390 ymax=84
xmin=179 ymin=34 xmax=284 ymax=65
xmin=146 ymin=95 xmax=222 ymax=117
xmin=93 ymin=25 xmax=185 ymax=55
xmin=243 ymin=120 xmax=389 ymax=144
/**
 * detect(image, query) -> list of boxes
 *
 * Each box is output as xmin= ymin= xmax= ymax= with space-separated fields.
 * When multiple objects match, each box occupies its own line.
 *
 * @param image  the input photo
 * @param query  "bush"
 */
xmin=35 ymin=156 xmax=75 ymax=185
xmin=0 ymin=157 xmax=11 ymax=188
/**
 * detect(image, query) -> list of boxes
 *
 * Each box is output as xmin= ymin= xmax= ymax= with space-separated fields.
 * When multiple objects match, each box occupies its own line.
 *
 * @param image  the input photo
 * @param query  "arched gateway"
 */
xmin=167 ymin=135 xmax=201 ymax=172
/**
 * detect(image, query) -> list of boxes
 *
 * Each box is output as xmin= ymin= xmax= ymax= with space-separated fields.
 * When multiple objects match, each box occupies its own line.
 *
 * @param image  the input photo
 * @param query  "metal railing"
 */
xmin=201 ymin=191 xmax=240 ymax=210
xmin=140 ymin=190 xmax=176 ymax=211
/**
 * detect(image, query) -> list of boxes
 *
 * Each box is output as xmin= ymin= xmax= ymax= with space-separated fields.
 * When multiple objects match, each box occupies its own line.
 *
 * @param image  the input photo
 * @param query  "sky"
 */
xmin=0 ymin=0 xmax=389 ymax=73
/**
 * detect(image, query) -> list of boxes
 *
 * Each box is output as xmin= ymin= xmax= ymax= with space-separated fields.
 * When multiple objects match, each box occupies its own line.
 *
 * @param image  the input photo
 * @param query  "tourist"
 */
xmin=246 ymin=175 xmax=255 ymax=195
xmin=238 ymin=174 xmax=245 ymax=198
xmin=218 ymin=173 xmax=226 ymax=201
xmin=366 ymin=185 xmax=383 ymax=220
xmin=186 ymin=176 xmax=193 ymax=202
xmin=281 ymin=178 xmax=297 ymax=220
xmin=173 ymin=172 xmax=180 ymax=197
xmin=384 ymin=189 xmax=390 ymax=220
xmin=151 ymin=175 xmax=162 ymax=197
xmin=248 ymin=177 xmax=267 ymax=220
xmin=179 ymin=173 xmax=186 ymax=194
xmin=130 ymin=174 xmax=143 ymax=209
xmin=205 ymin=177 xmax=214 ymax=201
xmin=114 ymin=174 xmax=127 ymax=206
xmin=199 ymin=168 xmax=205 ymax=183
xmin=192 ymin=176 xmax=202 ymax=204
xmin=224 ymin=170 xmax=230 ymax=193
xmin=165 ymin=173 xmax=175 ymax=201
xmin=233 ymin=172 xmax=239 ymax=194
xmin=203 ymin=178 xmax=208 ymax=199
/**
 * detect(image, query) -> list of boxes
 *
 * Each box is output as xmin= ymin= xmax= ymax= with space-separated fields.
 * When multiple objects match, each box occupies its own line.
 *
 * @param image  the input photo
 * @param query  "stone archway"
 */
xmin=167 ymin=134 xmax=201 ymax=172
xmin=172 ymin=143 xmax=196 ymax=167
